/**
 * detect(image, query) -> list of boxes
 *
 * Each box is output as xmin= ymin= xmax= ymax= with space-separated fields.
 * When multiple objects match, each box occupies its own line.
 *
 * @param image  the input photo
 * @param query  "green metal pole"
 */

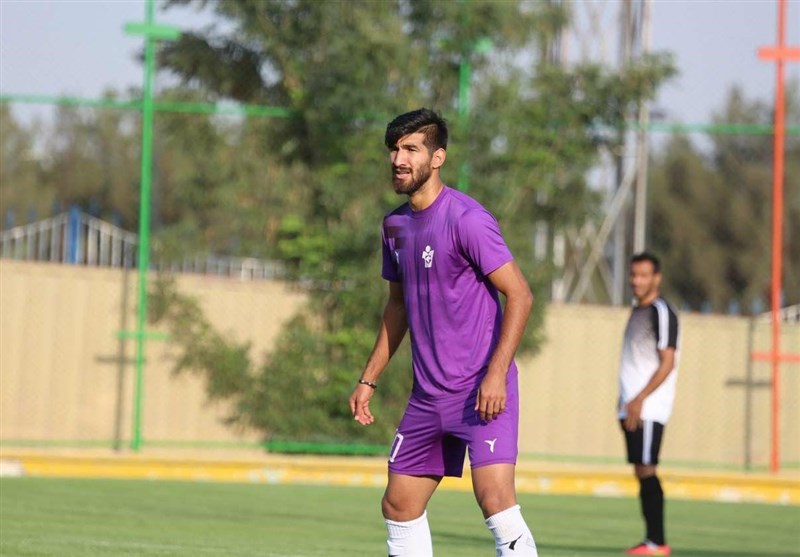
xmin=130 ymin=0 xmax=158 ymax=452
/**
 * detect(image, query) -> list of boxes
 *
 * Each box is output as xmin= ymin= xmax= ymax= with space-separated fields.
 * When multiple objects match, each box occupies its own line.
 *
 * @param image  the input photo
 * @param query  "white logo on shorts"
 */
xmin=485 ymin=438 xmax=497 ymax=453
xmin=421 ymin=245 xmax=434 ymax=268
xmin=389 ymin=432 xmax=405 ymax=463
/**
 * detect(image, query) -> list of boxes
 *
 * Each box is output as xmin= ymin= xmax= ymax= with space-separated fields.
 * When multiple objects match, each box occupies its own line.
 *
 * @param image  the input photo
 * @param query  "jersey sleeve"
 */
xmin=381 ymin=220 xmax=400 ymax=282
xmin=455 ymin=208 xmax=514 ymax=276
xmin=651 ymin=299 xmax=679 ymax=350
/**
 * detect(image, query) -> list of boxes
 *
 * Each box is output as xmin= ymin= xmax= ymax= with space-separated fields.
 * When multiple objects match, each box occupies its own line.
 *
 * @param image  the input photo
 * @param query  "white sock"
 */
xmin=385 ymin=510 xmax=433 ymax=557
xmin=485 ymin=504 xmax=538 ymax=556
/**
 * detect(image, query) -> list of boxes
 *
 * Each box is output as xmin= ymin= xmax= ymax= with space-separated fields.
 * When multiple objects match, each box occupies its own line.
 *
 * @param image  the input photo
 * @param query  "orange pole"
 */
xmin=769 ymin=0 xmax=785 ymax=476
xmin=757 ymin=0 xmax=800 ymax=473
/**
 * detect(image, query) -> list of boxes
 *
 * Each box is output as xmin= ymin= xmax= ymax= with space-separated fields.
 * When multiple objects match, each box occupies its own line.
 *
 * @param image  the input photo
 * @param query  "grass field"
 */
xmin=1 ymin=477 xmax=798 ymax=556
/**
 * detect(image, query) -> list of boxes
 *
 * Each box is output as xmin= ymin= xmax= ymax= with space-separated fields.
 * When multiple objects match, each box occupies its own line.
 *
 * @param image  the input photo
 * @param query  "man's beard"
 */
xmin=393 ymin=163 xmax=432 ymax=196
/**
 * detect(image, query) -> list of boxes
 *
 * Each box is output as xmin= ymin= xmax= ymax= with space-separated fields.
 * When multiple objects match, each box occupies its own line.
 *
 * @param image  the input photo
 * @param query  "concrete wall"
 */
xmin=2 ymin=260 xmax=797 ymax=468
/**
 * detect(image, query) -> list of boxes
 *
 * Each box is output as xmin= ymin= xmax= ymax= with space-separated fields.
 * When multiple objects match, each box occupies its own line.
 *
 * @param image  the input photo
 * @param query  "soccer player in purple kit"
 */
xmin=349 ymin=108 xmax=538 ymax=556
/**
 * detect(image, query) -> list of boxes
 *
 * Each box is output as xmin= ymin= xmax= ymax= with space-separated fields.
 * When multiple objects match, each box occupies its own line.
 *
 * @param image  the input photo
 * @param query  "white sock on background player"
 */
xmin=485 ymin=504 xmax=538 ymax=556
xmin=385 ymin=510 xmax=433 ymax=556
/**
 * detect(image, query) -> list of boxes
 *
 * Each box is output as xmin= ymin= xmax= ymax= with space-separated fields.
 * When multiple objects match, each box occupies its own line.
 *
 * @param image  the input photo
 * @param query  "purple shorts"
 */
xmin=387 ymin=383 xmax=519 ymax=477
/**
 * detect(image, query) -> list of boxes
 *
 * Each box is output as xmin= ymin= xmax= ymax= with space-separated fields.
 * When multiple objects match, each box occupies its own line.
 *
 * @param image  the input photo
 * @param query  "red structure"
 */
xmin=755 ymin=0 xmax=800 ymax=473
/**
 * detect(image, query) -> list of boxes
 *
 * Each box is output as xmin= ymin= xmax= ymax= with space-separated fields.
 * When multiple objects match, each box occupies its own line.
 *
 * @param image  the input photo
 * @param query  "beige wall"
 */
xmin=0 ymin=260 xmax=305 ymax=447
xmin=517 ymin=305 xmax=800 ymax=467
xmin=2 ymin=260 xmax=797 ymax=468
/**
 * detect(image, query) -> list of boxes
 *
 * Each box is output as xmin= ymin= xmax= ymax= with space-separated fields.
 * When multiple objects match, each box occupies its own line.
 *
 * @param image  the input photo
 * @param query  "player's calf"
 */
xmin=485 ymin=504 xmax=538 ymax=556
xmin=385 ymin=511 xmax=433 ymax=557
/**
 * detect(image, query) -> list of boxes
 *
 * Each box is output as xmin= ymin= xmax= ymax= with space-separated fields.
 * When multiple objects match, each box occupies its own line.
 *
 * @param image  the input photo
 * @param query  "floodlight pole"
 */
xmin=458 ymin=56 xmax=471 ymax=192
xmin=632 ymin=0 xmax=652 ymax=254
xmin=757 ymin=0 xmax=800 ymax=473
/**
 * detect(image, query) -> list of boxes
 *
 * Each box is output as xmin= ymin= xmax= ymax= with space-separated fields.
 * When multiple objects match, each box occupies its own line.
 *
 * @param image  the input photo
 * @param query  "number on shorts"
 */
xmin=388 ymin=432 xmax=404 ymax=463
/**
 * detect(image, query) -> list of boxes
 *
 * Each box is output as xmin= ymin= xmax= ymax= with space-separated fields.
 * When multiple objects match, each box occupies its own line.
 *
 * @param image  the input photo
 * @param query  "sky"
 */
xmin=0 ymin=0 xmax=798 ymax=128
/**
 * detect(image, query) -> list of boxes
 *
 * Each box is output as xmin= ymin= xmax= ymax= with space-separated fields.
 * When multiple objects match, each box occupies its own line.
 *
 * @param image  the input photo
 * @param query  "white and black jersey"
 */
xmin=617 ymin=297 xmax=680 ymax=424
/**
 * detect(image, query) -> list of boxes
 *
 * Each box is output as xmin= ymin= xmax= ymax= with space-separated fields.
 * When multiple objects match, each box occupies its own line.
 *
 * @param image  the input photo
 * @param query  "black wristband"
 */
xmin=357 ymin=378 xmax=377 ymax=390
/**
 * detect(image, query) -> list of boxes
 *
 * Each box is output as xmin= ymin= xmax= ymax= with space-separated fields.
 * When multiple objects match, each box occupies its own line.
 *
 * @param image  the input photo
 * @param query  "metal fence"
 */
xmin=0 ymin=209 xmax=284 ymax=281
xmin=1 ymin=208 xmax=137 ymax=268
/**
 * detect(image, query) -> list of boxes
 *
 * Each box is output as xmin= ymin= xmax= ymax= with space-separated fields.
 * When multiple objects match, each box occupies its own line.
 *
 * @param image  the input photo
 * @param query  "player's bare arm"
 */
xmin=349 ymin=281 xmax=408 ymax=425
xmin=475 ymin=260 xmax=533 ymax=422
xmin=624 ymin=347 xmax=676 ymax=431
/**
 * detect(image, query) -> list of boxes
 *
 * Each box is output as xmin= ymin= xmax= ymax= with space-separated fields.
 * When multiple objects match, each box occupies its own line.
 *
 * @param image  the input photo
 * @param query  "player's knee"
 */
xmin=634 ymin=464 xmax=656 ymax=479
xmin=475 ymin=489 xmax=516 ymax=518
xmin=382 ymin=493 xmax=413 ymax=521
xmin=381 ymin=494 xmax=394 ymax=519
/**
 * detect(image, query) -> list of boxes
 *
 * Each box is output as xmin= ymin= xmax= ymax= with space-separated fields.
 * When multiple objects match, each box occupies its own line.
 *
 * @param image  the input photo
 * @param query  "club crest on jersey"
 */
xmin=421 ymin=245 xmax=435 ymax=268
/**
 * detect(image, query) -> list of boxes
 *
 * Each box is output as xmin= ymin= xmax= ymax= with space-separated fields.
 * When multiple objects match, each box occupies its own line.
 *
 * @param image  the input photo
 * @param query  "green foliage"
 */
xmin=1 ymin=1 xmax=675 ymax=445
xmin=149 ymin=278 xmax=254 ymax=407
xmin=1 ymin=94 xmax=141 ymax=225
xmin=143 ymin=0 xmax=676 ymax=444
xmin=649 ymin=84 xmax=800 ymax=312
xmin=0 ymin=105 xmax=49 ymax=219
xmin=150 ymin=274 xmax=410 ymax=442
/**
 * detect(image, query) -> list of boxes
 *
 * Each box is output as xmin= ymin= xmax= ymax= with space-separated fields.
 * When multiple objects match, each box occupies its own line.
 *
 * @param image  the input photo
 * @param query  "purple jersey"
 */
xmin=382 ymin=186 xmax=515 ymax=398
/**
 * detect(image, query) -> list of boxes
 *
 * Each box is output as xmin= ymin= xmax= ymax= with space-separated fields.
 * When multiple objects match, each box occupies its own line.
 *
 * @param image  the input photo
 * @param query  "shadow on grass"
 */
xmin=433 ymin=532 xmax=620 ymax=557
xmin=535 ymin=545 xmax=799 ymax=557
xmin=434 ymin=532 xmax=798 ymax=557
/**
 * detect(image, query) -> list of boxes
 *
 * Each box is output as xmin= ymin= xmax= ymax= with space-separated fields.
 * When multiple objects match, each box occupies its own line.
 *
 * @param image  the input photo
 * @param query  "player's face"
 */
xmin=629 ymin=260 xmax=661 ymax=304
xmin=389 ymin=132 xmax=437 ymax=196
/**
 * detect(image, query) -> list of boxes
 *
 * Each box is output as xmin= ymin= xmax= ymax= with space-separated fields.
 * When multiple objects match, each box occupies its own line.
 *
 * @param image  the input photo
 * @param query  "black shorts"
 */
xmin=620 ymin=420 xmax=665 ymax=465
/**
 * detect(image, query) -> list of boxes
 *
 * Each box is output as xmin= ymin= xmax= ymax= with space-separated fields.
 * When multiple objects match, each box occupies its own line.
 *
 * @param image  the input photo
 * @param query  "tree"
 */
xmin=1 ymin=93 xmax=142 ymax=227
xmin=42 ymin=95 xmax=141 ymax=224
xmin=0 ymin=106 xmax=48 ymax=224
xmin=649 ymin=84 xmax=800 ymax=312
xmin=147 ymin=0 xmax=674 ymax=445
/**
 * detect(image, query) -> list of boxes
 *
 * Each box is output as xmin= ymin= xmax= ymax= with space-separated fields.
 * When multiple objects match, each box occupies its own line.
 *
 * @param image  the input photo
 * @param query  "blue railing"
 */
xmin=1 ymin=208 xmax=283 ymax=281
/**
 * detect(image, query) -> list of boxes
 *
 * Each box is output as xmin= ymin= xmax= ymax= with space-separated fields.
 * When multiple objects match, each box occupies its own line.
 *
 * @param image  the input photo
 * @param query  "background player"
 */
xmin=618 ymin=252 xmax=680 ymax=556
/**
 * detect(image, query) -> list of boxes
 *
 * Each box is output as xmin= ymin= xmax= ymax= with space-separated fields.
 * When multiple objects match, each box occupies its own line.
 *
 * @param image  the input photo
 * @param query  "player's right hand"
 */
xmin=349 ymin=385 xmax=375 ymax=426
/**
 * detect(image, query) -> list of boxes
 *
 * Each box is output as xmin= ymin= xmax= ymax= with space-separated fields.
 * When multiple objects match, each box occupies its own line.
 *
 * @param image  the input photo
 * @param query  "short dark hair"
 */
xmin=630 ymin=251 xmax=661 ymax=274
xmin=385 ymin=108 xmax=448 ymax=152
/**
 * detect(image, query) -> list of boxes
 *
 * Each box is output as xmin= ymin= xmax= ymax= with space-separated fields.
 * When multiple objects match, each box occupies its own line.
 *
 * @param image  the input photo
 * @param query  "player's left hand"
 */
xmin=475 ymin=372 xmax=506 ymax=422
xmin=624 ymin=397 xmax=644 ymax=431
